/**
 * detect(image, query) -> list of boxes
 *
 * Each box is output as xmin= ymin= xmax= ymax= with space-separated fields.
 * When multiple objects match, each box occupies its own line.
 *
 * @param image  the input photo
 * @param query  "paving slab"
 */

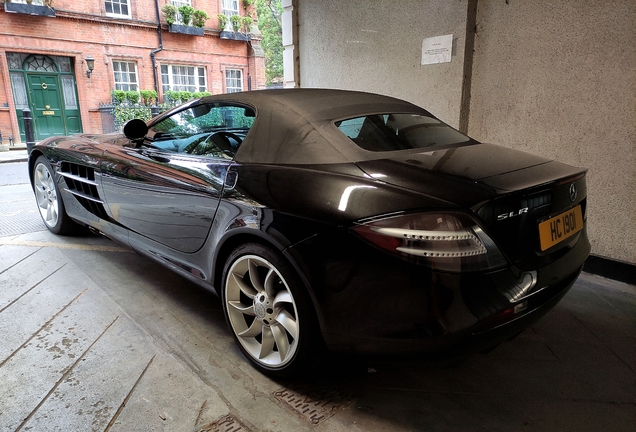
xmin=0 ymin=230 xmax=634 ymax=432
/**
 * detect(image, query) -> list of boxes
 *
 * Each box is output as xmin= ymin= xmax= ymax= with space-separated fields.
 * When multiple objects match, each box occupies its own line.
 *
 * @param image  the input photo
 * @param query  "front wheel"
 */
xmin=32 ymin=156 xmax=77 ymax=234
xmin=221 ymin=243 xmax=322 ymax=378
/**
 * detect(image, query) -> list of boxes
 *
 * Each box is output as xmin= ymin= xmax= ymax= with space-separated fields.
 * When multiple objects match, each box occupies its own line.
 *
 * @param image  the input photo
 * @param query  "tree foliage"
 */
xmin=256 ymin=0 xmax=283 ymax=86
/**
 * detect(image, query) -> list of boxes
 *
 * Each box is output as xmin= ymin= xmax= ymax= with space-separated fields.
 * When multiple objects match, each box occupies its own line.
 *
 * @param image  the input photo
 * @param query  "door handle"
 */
xmin=140 ymin=150 xmax=170 ymax=163
xmin=147 ymin=154 xmax=170 ymax=163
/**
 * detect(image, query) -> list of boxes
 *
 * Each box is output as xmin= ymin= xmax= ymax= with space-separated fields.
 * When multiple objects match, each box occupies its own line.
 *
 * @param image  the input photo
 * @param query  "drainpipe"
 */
xmin=151 ymin=0 xmax=164 ymax=95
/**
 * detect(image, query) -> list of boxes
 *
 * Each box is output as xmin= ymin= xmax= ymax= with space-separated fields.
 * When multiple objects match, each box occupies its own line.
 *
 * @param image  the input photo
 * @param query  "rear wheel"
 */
xmin=221 ymin=243 xmax=322 ymax=378
xmin=33 ymin=156 xmax=77 ymax=234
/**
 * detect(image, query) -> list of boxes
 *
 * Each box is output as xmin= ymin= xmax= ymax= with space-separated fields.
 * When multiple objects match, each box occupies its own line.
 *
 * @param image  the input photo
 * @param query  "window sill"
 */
xmin=169 ymin=24 xmax=204 ymax=36
xmin=219 ymin=31 xmax=251 ymax=42
xmin=3 ymin=2 xmax=56 ymax=17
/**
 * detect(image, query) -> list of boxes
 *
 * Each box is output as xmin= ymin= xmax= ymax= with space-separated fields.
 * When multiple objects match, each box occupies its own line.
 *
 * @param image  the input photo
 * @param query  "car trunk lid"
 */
xmin=355 ymin=143 xmax=588 ymax=269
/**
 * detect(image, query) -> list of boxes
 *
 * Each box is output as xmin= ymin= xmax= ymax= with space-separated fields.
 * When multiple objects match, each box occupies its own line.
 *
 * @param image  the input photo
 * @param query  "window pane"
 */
xmin=113 ymin=61 xmax=139 ymax=94
xmin=10 ymin=73 xmax=29 ymax=109
xmin=335 ymin=114 xmax=472 ymax=152
xmin=105 ymin=0 xmax=129 ymax=17
xmin=162 ymin=63 xmax=207 ymax=93
xmin=61 ymin=76 xmax=78 ymax=109
xmin=225 ymin=69 xmax=242 ymax=93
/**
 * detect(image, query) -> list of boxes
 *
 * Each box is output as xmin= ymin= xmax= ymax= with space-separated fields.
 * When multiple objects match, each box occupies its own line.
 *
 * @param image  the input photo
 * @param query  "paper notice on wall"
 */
xmin=421 ymin=34 xmax=453 ymax=65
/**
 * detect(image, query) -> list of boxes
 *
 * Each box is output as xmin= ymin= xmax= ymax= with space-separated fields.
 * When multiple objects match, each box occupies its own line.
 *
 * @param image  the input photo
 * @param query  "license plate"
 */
xmin=538 ymin=205 xmax=583 ymax=251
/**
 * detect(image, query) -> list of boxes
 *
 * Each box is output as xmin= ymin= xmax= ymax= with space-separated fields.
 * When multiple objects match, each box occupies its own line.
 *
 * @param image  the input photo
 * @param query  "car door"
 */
xmin=100 ymin=102 xmax=254 ymax=253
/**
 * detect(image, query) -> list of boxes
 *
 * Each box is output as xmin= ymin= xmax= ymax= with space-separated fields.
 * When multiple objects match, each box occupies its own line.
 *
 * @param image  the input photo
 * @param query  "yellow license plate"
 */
xmin=538 ymin=205 xmax=583 ymax=251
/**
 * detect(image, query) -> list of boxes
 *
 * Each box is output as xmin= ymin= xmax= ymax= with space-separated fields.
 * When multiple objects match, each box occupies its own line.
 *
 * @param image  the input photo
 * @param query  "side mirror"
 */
xmin=123 ymin=118 xmax=149 ymax=142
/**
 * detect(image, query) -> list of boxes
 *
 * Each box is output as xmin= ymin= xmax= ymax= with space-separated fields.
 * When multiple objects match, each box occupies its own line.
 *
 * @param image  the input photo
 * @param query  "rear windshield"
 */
xmin=335 ymin=113 xmax=471 ymax=152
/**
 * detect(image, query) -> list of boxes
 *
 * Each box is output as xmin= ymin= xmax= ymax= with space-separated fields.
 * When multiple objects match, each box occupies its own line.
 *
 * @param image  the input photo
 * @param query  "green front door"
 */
xmin=27 ymin=73 xmax=66 ymax=140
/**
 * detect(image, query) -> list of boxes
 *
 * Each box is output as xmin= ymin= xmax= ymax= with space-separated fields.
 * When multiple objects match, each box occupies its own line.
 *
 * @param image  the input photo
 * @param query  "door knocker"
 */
xmin=41 ymin=83 xmax=48 ymax=89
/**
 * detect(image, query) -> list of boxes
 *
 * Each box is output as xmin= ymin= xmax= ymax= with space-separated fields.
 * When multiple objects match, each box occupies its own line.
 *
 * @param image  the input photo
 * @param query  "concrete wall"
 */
xmin=468 ymin=0 xmax=635 ymax=264
xmin=295 ymin=0 xmax=470 ymax=127
xmin=294 ymin=0 xmax=635 ymax=265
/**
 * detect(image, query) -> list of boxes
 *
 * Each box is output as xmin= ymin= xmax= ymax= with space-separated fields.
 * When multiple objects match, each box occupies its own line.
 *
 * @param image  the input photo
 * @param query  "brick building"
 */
xmin=0 ymin=0 xmax=265 ymax=144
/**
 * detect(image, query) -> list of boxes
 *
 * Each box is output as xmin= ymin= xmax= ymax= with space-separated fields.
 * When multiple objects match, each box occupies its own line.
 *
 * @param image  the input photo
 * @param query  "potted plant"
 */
xmin=178 ymin=4 xmax=194 ymax=26
xmin=165 ymin=3 xmax=203 ymax=35
xmin=217 ymin=13 xmax=228 ymax=31
xmin=230 ymin=14 xmax=242 ymax=33
xmin=161 ymin=4 xmax=178 ymax=25
xmin=241 ymin=16 xmax=253 ymax=33
xmin=192 ymin=9 xmax=209 ymax=28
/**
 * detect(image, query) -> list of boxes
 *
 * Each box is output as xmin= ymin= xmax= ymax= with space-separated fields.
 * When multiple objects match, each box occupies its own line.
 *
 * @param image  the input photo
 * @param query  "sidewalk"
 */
xmin=0 ymin=145 xmax=28 ymax=163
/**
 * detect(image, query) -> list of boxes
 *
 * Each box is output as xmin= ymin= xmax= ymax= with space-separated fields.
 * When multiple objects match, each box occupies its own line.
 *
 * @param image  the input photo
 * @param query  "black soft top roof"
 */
xmin=199 ymin=88 xmax=431 ymax=164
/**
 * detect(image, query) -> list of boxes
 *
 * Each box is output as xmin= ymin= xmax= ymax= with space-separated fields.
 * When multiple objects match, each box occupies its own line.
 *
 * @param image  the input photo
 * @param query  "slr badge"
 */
xmin=497 ymin=207 xmax=529 ymax=221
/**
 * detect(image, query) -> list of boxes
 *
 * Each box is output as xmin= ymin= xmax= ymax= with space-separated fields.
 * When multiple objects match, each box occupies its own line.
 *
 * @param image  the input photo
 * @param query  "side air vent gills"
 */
xmin=59 ymin=162 xmax=109 ymax=220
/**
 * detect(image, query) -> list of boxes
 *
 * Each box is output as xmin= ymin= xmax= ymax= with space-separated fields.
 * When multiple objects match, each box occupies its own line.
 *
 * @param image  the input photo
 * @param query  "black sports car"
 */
xmin=29 ymin=89 xmax=590 ymax=377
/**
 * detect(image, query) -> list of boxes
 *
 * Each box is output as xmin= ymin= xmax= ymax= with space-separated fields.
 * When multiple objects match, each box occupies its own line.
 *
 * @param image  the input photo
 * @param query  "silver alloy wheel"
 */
xmin=33 ymin=162 xmax=59 ymax=229
xmin=225 ymin=254 xmax=300 ymax=368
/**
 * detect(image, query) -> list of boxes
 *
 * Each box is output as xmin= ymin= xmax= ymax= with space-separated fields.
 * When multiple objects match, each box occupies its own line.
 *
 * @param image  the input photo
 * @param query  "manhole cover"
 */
xmin=273 ymin=382 xmax=354 ymax=425
xmin=198 ymin=415 xmax=251 ymax=432
xmin=0 ymin=199 xmax=45 ymax=236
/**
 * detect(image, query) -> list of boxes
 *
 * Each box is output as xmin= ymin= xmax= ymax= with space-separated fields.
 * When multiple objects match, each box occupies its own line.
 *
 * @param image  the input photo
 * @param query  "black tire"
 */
xmin=32 ymin=156 xmax=78 ymax=235
xmin=221 ymin=243 xmax=323 ymax=378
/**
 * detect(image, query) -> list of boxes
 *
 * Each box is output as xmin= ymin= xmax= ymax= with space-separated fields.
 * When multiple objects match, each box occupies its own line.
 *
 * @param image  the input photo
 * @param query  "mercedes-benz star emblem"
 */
xmin=569 ymin=183 xmax=577 ymax=202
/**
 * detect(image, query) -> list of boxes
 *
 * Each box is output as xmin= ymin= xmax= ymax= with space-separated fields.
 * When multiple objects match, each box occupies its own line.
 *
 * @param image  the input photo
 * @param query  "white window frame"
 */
xmin=224 ymin=68 xmax=243 ymax=93
xmin=160 ymin=64 xmax=207 ymax=93
xmin=113 ymin=61 xmax=139 ymax=91
xmin=221 ymin=0 xmax=239 ymax=31
xmin=105 ymin=0 xmax=131 ymax=18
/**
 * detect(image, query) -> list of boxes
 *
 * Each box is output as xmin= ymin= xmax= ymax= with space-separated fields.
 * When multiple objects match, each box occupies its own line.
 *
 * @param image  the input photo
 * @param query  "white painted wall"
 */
xmin=292 ymin=0 xmax=636 ymax=265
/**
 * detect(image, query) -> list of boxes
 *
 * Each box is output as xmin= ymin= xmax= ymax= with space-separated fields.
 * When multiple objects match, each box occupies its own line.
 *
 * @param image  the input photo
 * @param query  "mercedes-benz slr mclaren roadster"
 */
xmin=29 ymin=89 xmax=590 ymax=377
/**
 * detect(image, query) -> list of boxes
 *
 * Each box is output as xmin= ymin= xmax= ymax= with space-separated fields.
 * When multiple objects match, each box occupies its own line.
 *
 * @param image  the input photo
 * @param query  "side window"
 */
xmin=147 ymin=103 xmax=255 ymax=159
xmin=335 ymin=113 xmax=471 ymax=152
xmin=337 ymin=117 xmax=365 ymax=139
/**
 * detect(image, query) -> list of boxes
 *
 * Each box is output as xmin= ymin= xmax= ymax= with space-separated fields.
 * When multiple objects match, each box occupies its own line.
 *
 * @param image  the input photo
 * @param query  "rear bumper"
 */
xmin=320 ymin=264 xmax=581 ymax=357
xmin=289 ymin=224 xmax=590 ymax=357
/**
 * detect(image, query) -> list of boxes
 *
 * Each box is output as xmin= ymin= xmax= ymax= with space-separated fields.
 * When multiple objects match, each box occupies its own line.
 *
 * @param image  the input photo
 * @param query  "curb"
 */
xmin=0 ymin=158 xmax=29 ymax=164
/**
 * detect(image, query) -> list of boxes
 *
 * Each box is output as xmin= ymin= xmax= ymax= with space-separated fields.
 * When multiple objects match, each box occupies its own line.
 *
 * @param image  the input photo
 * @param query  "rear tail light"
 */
xmin=351 ymin=212 xmax=507 ymax=272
